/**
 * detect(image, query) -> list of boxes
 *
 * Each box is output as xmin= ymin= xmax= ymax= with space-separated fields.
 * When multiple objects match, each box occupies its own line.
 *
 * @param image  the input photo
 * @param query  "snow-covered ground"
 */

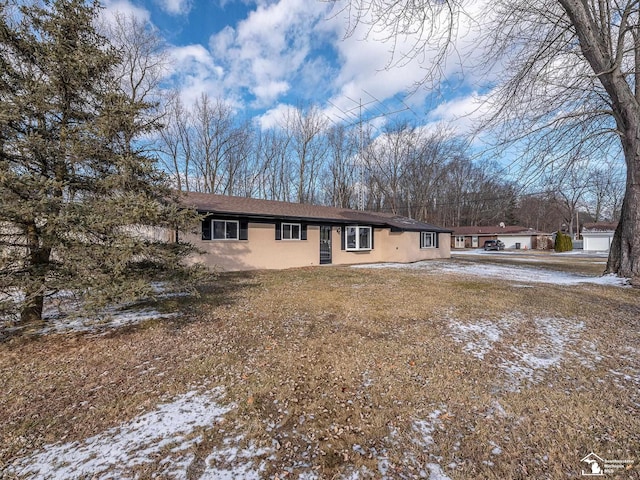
xmin=354 ymin=259 xmax=629 ymax=287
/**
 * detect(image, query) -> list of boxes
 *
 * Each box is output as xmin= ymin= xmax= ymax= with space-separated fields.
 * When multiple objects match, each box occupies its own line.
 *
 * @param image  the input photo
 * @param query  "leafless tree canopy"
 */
xmin=330 ymin=0 xmax=640 ymax=279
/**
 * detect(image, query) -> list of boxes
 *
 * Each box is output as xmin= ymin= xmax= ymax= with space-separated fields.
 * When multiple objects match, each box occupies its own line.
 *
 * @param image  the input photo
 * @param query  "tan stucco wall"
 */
xmin=332 ymin=228 xmax=450 ymax=265
xmin=185 ymin=223 xmax=320 ymax=271
xmin=184 ymin=223 xmax=450 ymax=271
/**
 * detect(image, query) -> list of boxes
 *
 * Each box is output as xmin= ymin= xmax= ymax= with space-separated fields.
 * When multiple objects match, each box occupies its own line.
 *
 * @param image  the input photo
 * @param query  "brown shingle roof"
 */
xmin=583 ymin=222 xmax=618 ymax=232
xmin=179 ymin=192 xmax=451 ymax=232
xmin=452 ymin=225 xmax=544 ymax=235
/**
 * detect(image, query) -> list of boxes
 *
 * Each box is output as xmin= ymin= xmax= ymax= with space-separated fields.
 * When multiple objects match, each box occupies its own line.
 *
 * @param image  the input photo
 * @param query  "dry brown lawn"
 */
xmin=1 ymin=254 xmax=639 ymax=479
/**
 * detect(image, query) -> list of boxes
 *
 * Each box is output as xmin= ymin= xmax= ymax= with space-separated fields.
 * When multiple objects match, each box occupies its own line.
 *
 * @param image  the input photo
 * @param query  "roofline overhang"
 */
xmin=197 ymin=209 xmax=452 ymax=233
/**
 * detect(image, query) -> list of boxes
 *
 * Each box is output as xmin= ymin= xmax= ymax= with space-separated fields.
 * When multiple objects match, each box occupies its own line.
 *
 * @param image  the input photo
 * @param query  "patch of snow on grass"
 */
xmin=449 ymin=319 xmax=505 ymax=360
xmin=354 ymin=261 xmax=629 ymax=287
xmin=426 ymin=462 xmax=452 ymax=480
xmin=201 ymin=435 xmax=273 ymax=479
xmin=7 ymin=388 xmax=232 ymax=480
xmin=40 ymin=308 xmax=178 ymax=335
xmin=449 ymin=315 xmax=585 ymax=391
xmin=410 ymin=410 xmax=452 ymax=480
xmin=372 ymin=415 xmax=453 ymax=479
xmin=412 ymin=409 xmax=443 ymax=449
xmin=501 ymin=318 xmax=584 ymax=390
xmin=1 ymin=283 xmax=191 ymax=337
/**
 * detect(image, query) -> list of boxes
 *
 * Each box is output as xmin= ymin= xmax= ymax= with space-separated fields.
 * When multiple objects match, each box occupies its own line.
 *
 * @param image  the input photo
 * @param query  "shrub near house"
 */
xmin=554 ymin=232 xmax=573 ymax=252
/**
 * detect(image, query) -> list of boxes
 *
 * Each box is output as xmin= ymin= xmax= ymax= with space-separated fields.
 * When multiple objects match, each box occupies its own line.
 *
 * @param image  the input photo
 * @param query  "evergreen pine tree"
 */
xmin=0 ymin=0 xmax=202 ymax=326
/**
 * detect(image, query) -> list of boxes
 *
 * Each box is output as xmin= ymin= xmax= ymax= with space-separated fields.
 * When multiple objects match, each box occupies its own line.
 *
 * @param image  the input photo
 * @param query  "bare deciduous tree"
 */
xmin=585 ymin=163 xmax=625 ymax=223
xmin=324 ymin=124 xmax=359 ymax=208
xmin=101 ymin=12 xmax=168 ymax=152
xmin=158 ymin=94 xmax=193 ymax=191
xmin=282 ymin=105 xmax=329 ymax=203
xmin=332 ymin=0 xmax=640 ymax=281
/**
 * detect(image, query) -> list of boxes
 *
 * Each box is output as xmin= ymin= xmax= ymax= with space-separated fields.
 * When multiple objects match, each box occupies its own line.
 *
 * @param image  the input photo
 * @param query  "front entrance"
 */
xmin=320 ymin=226 xmax=332 ymax=264
xmin=455 ymin=236 xmax=466 ymax=249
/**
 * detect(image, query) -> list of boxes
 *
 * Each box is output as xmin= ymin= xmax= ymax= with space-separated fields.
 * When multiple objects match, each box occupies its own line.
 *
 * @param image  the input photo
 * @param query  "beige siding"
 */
xmin=185 ymin=223 xmax=451 ymax=271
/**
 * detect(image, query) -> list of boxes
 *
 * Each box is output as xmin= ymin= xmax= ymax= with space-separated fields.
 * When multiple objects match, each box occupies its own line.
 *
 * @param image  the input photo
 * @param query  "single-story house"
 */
xmin=178 ymin=192 xmax=452 ymax=271
xmin=582 ymin=222 xmax=617 ymax=251
xmin=451 ymin=225 xmax=552 ymax=250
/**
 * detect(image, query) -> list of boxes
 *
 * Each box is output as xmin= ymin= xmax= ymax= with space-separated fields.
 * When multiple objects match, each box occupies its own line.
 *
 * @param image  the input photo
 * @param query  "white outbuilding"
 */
xmin=582 ymin=222 xmax=617 ymax=251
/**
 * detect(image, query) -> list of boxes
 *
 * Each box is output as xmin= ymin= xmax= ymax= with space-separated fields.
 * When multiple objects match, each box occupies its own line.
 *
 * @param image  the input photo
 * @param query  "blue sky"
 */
xmin=101 ymin=0 xmax=487 ymax=132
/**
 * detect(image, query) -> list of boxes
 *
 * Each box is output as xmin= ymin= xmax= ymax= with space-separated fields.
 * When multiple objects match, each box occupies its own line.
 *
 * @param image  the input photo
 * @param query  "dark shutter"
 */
xmin=420 ymin=232 xmax=425 ymax=249
xmin=239 ymin=220 xmax=249 ymax=240
xmin=202 ymin=218 xmax=211 ymax=240
xmin=275 ymin=222 xmax=282 ymax=240
xmin=341 ymin=227 xmax=345 ymax=250
xmin=435 ymin=232 xmax=439 ymax=248
xmin=370 ymin=227 xmax=374 ymax=249
xmin=301 ymin=224 xmax=307 ymax=240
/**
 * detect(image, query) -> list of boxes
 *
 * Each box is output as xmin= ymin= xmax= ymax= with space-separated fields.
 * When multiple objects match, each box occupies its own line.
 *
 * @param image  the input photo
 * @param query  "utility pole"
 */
xmin=358 ymin=98 xmax=365 ymax=211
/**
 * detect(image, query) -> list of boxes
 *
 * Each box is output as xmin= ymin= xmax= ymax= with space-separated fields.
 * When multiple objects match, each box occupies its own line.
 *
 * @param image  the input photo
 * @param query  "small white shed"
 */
xmin=582 ymin=223 xmax=617 ymax=251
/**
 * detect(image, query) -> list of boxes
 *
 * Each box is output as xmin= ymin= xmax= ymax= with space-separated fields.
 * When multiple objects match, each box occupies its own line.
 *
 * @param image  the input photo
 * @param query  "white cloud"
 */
xmin=320 ymin=0 xmax=491 ymax=126
xmin=165 ymin=45 xmax=226 ymax=106
xmin=157 ymin=0 xmax=497 ymax=135
xmin=100 ymin=0 xmax=151 ymax=25
xmin=253 ymin=81 xmax=290 ymax=104
xmin=256 ymin=103 xmax=297 ymax=130
xmin=155 ymin=0 xmax=191 ymax=16
xmin=208 ymin=0 xmax=332 ymax=107
xmin=428 ymin=93 xmax=488 ymax=133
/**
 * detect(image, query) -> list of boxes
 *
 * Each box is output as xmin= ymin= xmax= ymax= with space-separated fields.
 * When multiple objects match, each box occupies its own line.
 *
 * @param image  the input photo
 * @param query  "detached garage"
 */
xmin=582 ymin=223 xmax=617 ymax=251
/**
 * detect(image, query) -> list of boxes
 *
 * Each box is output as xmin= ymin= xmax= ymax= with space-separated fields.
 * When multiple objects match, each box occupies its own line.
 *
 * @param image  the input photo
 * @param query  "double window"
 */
xmin=420 ymin=232 xmax=437 ymax=249
xmin=282 ymin=223 xmax=301 ymax=240
xmin=213 ymin=220 xmax=238 ymax=240
xmin=202 ymin=218 xmax=246 ymax=240
xmin=346 ymin=226 xmax=372 ymax=251
xmin=276 ymin=222 xmax=306 ymax=240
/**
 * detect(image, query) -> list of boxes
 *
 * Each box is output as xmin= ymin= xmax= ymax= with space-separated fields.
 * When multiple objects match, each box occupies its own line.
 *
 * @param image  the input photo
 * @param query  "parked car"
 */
xmin=483 ymin=239 xmax=505 ymax=251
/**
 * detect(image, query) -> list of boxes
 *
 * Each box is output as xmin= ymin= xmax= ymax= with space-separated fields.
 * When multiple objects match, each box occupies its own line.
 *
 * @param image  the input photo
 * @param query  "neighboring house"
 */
xmin=582 ymin=222 xmax=617 ymax=251
xmin=451 ymin=225 xmax=552 ymax=250
xmin=178 ymin=192 xmax=452 ymax=271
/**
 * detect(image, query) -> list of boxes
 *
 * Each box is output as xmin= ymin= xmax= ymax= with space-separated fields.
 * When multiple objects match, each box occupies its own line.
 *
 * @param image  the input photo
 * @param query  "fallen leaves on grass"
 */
xmin=1 ymin=265 xmax=639 ymax=478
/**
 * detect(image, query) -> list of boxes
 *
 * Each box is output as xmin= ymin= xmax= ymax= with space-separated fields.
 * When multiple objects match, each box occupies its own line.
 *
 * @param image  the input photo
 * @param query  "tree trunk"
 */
xmin=20 ymin=291 xmax=45 ymax=325
xmin=605 ymin=156 xmax=640 ymax=282
xmin=19 ymin=222 xmax=50 ymax=326
xmin=556 ymin=0 xmax=640 ymax=282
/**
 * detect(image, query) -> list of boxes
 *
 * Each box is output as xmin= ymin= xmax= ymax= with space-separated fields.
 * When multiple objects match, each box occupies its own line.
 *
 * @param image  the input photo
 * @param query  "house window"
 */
xmin=346 ymin=226 xmax=372 ymax=250
xmin=282 ymin=223 xmax=301 ymax=240
xmin=421 ymin=232 xmax=437 ymax=249
xmin=212 ymin=220 xmax=239 ymax=240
